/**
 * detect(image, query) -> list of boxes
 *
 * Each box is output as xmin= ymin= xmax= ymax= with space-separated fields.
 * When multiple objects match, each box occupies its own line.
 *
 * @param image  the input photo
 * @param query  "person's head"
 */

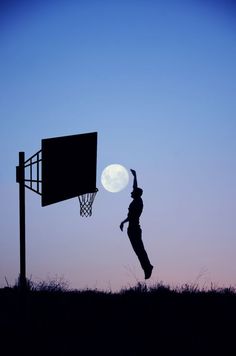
xmin=131 ymin=187 xmax=143 ymax=199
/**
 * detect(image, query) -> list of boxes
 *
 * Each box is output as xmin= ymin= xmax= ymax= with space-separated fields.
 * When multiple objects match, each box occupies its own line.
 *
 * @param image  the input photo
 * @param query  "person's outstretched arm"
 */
xmin=130 ymin=169 xmax=138 ymax=189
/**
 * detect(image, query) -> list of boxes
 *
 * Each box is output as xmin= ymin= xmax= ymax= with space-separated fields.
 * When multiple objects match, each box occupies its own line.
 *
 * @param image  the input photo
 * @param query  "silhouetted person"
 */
xmin=120 ymin=169 xmax=153 ymax=279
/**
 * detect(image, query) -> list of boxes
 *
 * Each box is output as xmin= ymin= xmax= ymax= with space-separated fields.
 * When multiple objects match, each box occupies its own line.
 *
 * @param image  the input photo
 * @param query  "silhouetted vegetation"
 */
xmin=1 ymin=280 xmax=235 ymax=355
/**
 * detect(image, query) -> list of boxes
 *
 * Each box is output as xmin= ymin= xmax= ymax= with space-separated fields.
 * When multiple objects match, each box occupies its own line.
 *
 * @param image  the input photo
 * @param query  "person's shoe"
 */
xmin=144 ymin=265 xmax=153 ymax=279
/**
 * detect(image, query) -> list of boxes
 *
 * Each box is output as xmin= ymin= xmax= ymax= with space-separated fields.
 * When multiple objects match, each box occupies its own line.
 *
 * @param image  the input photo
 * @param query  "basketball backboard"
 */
xmin=41 ymin=132 xmax=97 ymax=206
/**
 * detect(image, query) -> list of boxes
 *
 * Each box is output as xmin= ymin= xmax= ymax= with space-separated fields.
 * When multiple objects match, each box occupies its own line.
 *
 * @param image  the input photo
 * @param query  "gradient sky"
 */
xmin=1 ymin=0 xmax=236 ymax=291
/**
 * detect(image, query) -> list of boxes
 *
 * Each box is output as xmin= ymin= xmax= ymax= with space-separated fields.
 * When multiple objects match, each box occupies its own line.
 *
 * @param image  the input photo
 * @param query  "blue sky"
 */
xmin=1 ymin=0 xmax=236 ymax=291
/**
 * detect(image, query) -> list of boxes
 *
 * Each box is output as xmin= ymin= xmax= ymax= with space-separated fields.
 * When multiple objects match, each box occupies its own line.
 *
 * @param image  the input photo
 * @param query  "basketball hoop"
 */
xmin=78 ymin=189 xmax=98 ymax=217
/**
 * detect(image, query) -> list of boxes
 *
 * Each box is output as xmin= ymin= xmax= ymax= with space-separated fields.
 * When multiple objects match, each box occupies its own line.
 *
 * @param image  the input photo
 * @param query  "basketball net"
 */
xmin=78 ymin=189 xmax=98 ymax=217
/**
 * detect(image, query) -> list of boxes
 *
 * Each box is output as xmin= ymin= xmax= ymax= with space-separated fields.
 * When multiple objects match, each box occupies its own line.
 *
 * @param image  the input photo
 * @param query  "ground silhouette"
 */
xmin=0 ymin=281 xmax=235 ymax=355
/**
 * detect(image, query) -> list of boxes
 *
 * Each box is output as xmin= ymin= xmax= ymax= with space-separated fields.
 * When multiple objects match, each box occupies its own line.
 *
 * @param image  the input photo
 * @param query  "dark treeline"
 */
xmin=1 ymin=282 xmax=236 ymax=355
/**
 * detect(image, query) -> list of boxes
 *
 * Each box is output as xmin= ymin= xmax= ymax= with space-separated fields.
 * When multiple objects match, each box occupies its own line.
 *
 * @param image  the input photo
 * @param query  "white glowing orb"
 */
xmin=101 ymin=164 xmax=129 ymax=193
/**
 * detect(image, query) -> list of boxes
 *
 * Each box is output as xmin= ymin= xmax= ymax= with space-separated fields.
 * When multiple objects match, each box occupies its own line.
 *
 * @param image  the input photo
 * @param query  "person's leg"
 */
xmin=127 ymin=226 xmax=153 ymax=276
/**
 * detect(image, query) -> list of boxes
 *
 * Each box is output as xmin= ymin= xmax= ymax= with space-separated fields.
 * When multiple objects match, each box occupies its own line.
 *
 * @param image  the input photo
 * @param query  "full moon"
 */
xmin=101 ymin=164 xmax=129 ymax=193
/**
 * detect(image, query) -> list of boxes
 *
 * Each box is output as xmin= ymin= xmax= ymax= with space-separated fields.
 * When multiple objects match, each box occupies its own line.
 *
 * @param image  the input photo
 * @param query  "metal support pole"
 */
xmin=17 ymin=152 xmax=26 ymax=289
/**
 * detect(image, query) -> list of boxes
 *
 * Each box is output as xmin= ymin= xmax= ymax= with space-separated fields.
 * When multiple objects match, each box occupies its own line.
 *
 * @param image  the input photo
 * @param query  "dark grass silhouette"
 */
xmin=1 ymin=280 xmax=236 ymax=356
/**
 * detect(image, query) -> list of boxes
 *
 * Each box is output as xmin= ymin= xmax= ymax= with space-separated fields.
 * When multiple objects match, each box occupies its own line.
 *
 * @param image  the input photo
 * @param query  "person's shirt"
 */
xmin=128 ymin=197 xmax=143 ymax=226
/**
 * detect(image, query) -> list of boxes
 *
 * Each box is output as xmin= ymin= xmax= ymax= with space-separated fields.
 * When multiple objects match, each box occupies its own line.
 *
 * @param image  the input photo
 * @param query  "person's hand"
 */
xmin=120 ymin=222 xmax=124 ymax=231
xmin=130 ymin=169 xmax=136 ymax=176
